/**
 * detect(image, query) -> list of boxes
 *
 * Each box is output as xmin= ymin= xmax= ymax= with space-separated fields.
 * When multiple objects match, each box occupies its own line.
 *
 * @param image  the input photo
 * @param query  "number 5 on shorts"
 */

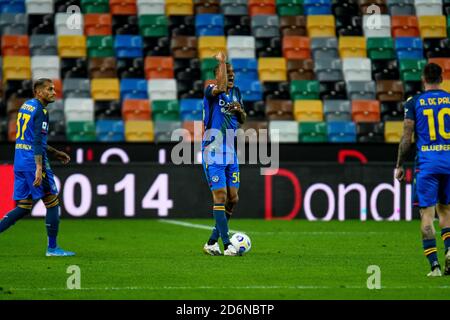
xmin=232 ymin=172 xmax=240 ymax=183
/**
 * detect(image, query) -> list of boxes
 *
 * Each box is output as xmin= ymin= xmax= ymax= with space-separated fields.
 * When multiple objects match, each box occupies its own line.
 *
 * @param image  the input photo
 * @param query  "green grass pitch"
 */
xmin=0 ymin=219 xmax=449 ymax=300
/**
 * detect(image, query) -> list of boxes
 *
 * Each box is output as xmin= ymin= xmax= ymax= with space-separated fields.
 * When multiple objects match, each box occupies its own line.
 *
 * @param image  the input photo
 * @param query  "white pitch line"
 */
xmin=7 ymin=285 xmax=450 ymax=292
xmin=7 ymin=285 xmax=330 ymax=292
xmin=158 ymin=219 xmax=386 ymax=235
xmin=159 ymin=219 xmax=242 ymax=233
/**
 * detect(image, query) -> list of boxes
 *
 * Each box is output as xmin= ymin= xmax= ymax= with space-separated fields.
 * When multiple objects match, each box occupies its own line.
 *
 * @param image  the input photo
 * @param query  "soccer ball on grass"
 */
xmin=230 ymin=233 xmax=251 ymax=255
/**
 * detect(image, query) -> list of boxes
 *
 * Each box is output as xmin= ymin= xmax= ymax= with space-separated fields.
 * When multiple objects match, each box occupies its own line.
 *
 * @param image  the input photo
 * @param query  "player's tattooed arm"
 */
xmin=33 ymin=155 xmax=43 ymax=187
xmin=395 ymin=119 xmax=415 ymax=181
xmin=212 ymin=51 xmax=227 ymax=96
xmin=47 ymin=145 xmax=71 ymax=164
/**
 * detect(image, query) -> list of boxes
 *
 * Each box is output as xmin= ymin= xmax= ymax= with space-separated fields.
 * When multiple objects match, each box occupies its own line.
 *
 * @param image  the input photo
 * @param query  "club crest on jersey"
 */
xmin=211 ymin=175 xmax=219 ymax=183
xmin=219 ymin=99 xmax=226 ymax=106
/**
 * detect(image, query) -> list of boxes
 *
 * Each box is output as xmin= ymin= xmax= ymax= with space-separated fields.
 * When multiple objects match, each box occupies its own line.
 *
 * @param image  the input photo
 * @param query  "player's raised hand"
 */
xmin=33 ymin=167 xmax=42 ymax=187
xmin=214 ymin=51 xmax=226 ymax=63
xmin=56 ymin=151 xmax=71 ymax=164
xmin=395 ymin=166 xmax=405 ymax=182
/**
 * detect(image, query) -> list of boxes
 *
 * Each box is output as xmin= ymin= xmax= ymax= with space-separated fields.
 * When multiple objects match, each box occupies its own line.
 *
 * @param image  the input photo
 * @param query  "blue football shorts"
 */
xmin=413 ymin=171 xmax=450 ymax=208
xmin=202 ymin=152 xmax=240 ymax=191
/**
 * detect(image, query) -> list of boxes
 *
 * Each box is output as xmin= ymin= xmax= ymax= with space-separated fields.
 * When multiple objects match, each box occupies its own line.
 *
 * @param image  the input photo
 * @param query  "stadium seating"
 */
xmin=64 ymin=98 xmax=94 ymax=122
xmin=30 ymin=35 xmax=57 ymax=55
xmin=96 ymin=119 xmax=124 ymax=142
xmin=310 ymin=37 xmax=338 ymax=61
xmin=88 ymin=57 xmax=117 ymax=78
xmin=198 ymin=35 xmax=226 ymax=59
xmin=63 ymin=78 xmax=91 ymax=98
xmin=221 ymin=0 xmax=248 ymax=16
xmin=347 ymin=81 xmax=376 ymax=100
xmin=363 ymin=15 xmax=391 ymax=38
xmin=180 ymin=98 xmax=202 ymax=121
xmin=87 ymin=36 xmax=114 ymax=57
xmin=357 ymin=122 xmax=385 ymax=143
xmin=137 ymin=0 xmax=165 ymax=15
xmin=343 ymin=58 xmax=372 ymax=82
xmin=251 ymin=15 xmax=279 ymax=38
xmin=258 ymin=57 xmax=287 ymax=82
xmin=414 ymin=0 xmax=442 ymax=16
xmin=280 ymin=15 xmax=306 ymax=36
xmin=294 ymin=100 xmax=323 ymax=122
xmin=391 ymin=16 xmax=420 ymax=37
xmin=327 ymin=121 xmax=356 ymax=143
xmin=166 ymin=0 xmax=194 ymax=16
xmin=269 ymin=120 xmax=299 ymax=142
xmin=120 ymin=79 xmax=148 ymax=100
xmin=66 ymin=121 xmax=96 ymax=141
xmin=58 ymin=35 xmax=87 ymax=57
xmin=323 ymin=100 xmax=352 ymax=122
xmin=95 ymin=100 xmax=122 ymax=119
xmin=84 ymin=14 xmax=112 ymax=36
xmin=388 ymin=0 xmax=416 ymax=16
xmin=81 ymin=0 xmax=110 ymax=13
xmin=384 ymin=120 xmax=403 ymax=143
xmin=227 ymin=36 xmax=255 ymax=58
xmin=154 ymin=120 xmax=182 ymax=142
xmin=171 ymin=36 xmax=198 ymax=59
xmin=152 ymin=100 xmax=179 ymax=121
xmin=367 ymin=37 xmax=395 ymax=60
xmin=0 ymin=13 xmax=27 ymax=35
xmin=307 ymin=15 xmax=335 ymax=37
xmin=2 ymin=35 xmax=29 ymax=56
xmin=31 ymin=56 xmax=60 ymax=80
xmin=339 ymin=36 xmax=366 ymax=58
xmin=266 ymin=100 xmax=293 ymax=121
xmin=352 ymin=100 xmax=381 ymax=123
xmin=125 ymin=120 xmax=154 ymax=141
xmin=122 ymin=99 xmax=151 ymax=121
xmin=144 ymin=56 xmax=174 ymax=79
xmin=298 ymin=122 xmax=327 ymax=142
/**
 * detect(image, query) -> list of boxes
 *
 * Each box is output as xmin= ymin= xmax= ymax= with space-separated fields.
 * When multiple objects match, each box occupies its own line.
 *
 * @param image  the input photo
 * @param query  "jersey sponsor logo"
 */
xmin=421 ymin=144 xmax=450 ymax=152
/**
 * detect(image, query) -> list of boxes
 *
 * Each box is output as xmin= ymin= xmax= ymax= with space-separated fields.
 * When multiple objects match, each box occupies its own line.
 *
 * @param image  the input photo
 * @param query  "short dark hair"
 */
xmin=33 ymin=78 xmax=52 ymax=95
xmin=423 ymin=63 xmax=443 ymax=85
xmin=214 ymin=62 xmax=231 ymax=76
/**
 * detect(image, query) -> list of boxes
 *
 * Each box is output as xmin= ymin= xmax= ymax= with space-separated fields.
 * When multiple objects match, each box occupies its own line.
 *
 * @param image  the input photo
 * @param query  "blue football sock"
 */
xmin=46 ymin=205 xmax=60 ymax=249
xmin=423 ymin=239 xmax=440 ymax=270
xmin=0 ymin=207 xmax=30 ymax=233
xmin=212 ymin=204 xmax=230 ymax=246
xmin=209 ymin=211 xmax=231 ymax=244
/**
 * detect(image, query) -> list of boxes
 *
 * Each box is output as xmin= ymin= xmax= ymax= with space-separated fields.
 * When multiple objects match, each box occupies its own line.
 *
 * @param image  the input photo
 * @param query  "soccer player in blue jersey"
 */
xmin=202 ymin=52 xmax=247 ymax=256
xmin=0 ymin=78 xmax=75 ymax=257
xmin=396 ymin=63 xmax=450 ymax=276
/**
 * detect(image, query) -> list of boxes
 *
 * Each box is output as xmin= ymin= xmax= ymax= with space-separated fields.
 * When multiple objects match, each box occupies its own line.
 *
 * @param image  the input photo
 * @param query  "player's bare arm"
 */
xmin=395 ymin=119 xmax=415 ymax=182
xmin=33 ymin=154 xmax=42 ymax=187
xmin=211 ymin=51 xmax=227 ymax=96
xmin=47 ymin=145 xmax=70 ymax=164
